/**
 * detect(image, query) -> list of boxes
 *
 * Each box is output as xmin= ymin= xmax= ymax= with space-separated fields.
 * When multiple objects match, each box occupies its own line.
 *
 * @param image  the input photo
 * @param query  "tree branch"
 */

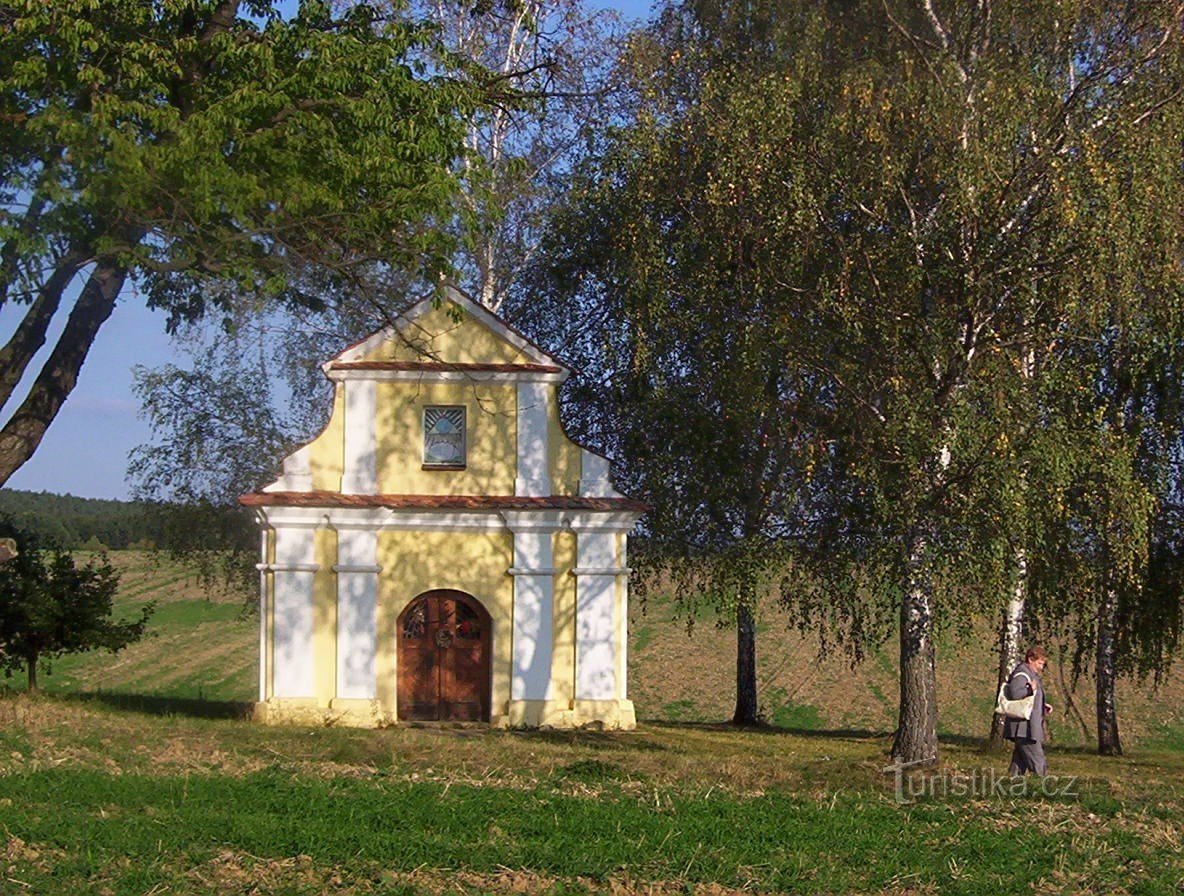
xmin=0 ymin=249 xmax=135 ymax=486
xmin=0 ymin=248 xmax=89 ymax=407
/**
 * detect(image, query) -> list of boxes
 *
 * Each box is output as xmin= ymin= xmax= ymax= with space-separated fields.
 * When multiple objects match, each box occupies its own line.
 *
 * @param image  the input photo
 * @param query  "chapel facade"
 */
xmin=239 ymin=286 xmax=644 ymax=729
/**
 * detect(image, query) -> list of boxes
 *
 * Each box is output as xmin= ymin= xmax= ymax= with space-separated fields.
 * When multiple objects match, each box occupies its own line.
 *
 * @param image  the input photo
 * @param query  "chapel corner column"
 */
xmin=254 ymin=515 xmax=323 ymax=725
xmin=255 ymin=520 xmax=273 ymax=705
xmin=569 ymin=513 xmax=639 ymax=731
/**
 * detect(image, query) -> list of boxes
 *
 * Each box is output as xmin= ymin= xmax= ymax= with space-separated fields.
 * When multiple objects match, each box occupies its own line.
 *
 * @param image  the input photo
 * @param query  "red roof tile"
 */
xmin=239 ymin=491 xmax=647 ymax=512
xmin=329 ymin=361 xmax=564 ymax=374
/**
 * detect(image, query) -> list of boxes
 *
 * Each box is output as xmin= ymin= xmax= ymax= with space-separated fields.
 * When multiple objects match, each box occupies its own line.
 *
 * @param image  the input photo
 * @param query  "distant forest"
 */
xmin=0 ymin=489 xmax=160 ymax=550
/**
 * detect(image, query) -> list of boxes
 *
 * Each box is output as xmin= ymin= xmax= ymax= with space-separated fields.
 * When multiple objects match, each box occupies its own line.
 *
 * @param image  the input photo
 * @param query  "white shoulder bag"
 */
xmin=995 ymin=671 xmax=1035 ymax=720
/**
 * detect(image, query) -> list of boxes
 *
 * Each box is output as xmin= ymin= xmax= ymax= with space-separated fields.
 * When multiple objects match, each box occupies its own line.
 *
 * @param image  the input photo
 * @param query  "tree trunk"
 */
xmin=1096 ymin=586 xmax=1123 ymax=756
xmin=0 ymin=250 xmax=86 ymax=404
xmin=892 ymin=533 xmax=939 ymax=765
xmin=25 ymin=653 xmax=37 ymax=693
xmin=988 ymin=547 xmax=1027 ymax=748
xmin=733 ymin=600 xmax=758 ymax=725
xmin=0 ymin=257 xmax=130 ymax=486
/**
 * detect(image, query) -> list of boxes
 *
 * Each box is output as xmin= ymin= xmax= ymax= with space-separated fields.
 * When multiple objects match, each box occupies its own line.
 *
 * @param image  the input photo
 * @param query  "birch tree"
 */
xmin=534 ymin=0 xmax=1184 ymax=761
xmin=413 ymin=0 xmax=623 ymax=311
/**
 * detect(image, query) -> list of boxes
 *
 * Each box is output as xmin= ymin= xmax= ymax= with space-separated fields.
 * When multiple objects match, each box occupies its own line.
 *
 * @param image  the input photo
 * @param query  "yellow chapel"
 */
xmin=239 ymin=286 xmax=644 ymax=729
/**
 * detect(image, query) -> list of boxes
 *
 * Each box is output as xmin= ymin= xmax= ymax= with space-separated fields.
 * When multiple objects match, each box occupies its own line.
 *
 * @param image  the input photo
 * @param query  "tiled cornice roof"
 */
xmin=239 ymin=491 xmax=647 ymax=512
xmin=328 ymin=361 xmax=563 ymax=374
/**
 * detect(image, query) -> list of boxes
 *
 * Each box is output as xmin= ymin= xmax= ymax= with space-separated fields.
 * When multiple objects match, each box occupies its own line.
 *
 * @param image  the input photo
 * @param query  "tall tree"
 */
xmin=0 ymin=0 xmax=488 ymax=486
xmin=413 ymin=0 xmax=624 ymax=311
xmin=518 ymin=2 xmax=833 ymax=725
xmin=533 ymin=0 xmax=1184 ymax=761
xmin=794 ymin=0 xmax=1184 ymax=764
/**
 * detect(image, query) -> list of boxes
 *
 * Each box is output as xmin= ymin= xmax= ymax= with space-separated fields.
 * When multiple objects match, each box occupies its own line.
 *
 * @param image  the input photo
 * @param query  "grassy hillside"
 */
xmin=2 ymin=551 xmax=1183 ymax=894
xmin=5 ymin=552 xmax=257 ymax=706
xmin=9 ymin=550 xmax=1184 ymax=753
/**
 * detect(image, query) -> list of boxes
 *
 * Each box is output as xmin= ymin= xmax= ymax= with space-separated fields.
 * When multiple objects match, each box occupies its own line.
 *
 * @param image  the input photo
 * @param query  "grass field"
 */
xmin=2 ymin=552 xmax=1183 ymax=894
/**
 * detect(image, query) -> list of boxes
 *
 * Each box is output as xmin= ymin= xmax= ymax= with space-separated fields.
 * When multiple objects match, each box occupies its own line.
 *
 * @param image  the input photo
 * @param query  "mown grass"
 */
xmin=2 ymin=552 xmax=1184 ymax=893
xmin=1 ymin=694 xmax=1183 ymax=895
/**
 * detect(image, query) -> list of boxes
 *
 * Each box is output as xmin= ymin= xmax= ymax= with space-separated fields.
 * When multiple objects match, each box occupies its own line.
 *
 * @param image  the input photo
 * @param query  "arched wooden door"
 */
xmin=397 ymin=590 xmax=491 ymax=722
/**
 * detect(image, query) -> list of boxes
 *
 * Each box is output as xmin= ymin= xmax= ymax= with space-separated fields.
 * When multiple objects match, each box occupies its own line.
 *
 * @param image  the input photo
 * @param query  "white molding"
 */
xmin=571 ymin=567 xmax=631 ymax=577
xmin=256 ymin=510 xmax=329 ymax=529
xmin=265 ymin=506 xmax=507 ymax=532
xmin=499 ymin=510 xmax=568 ymax=532
xmin=257 ymin=563 xmax=320 ymax=573
xmin=508 ymin=567 xmax=560 ymax=576
xmin=565 ymin=511 xmax=644 ymax=532
xmin=332 ymin=564 xmax=383 ymax=574
xmin=258 ymin=505 xmax=638 ymax=535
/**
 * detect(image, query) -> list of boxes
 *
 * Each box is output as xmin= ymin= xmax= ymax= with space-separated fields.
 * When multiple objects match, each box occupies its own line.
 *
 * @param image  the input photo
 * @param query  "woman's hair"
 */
xmin=1025 ymin=645 xmax=1049 ymax=662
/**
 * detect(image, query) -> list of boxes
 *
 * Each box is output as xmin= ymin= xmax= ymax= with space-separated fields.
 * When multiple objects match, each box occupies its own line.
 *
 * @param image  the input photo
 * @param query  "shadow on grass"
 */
xmin=67 ymin=691 xmax=254 ymax=721
xmin=643 ymin=718 xmax=895 ymax=741
xmin=509 ymin=727 xmax=670 ymax=752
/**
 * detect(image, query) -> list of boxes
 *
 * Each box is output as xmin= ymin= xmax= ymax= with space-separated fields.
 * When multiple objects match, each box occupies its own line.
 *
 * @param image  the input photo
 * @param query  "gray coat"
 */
xmin=1003 ymin=661 xmax=1046 ymax=742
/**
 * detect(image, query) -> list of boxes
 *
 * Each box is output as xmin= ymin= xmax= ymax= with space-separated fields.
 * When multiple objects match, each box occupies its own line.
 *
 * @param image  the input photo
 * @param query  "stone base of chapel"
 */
xmin=498 ymin=698 xmax=636 ymax=730
xmin=254 ymin=697 xmax=636 ymax=730
xmin=254 ymin=697 xmax=388 ymax=728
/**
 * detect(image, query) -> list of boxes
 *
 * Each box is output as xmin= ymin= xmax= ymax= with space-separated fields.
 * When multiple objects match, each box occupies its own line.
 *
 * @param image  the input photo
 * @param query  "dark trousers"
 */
xmin=1008 ymin=738 xmax=1048 ymax=776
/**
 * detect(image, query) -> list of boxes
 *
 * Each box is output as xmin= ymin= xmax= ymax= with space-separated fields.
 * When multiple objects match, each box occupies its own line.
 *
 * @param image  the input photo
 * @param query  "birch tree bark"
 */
xmin=988 ymin=554 xmax=1027 ymax=747
xmin=1096 ymin=585 xmax=1123 ymax=755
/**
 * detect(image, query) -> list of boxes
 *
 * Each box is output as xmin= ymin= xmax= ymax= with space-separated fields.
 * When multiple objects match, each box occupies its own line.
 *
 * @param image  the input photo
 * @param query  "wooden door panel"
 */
xmin=442 ymin=642 xmax=484 ymax=720
xmin=399 ymin=645 xmax=439 ymax=721
xmin=397 ymin=591 xmax=490 ymax=723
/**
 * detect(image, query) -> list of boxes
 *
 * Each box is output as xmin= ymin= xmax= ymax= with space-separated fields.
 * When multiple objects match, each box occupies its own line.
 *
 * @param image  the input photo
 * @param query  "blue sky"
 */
xmin=0 ymin=0 xmax=653 ymax=500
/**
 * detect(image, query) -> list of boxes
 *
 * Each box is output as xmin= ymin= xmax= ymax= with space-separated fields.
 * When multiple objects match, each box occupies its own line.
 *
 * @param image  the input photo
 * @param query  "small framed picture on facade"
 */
xmin=423 ymin=405 xmax=466 ymax=468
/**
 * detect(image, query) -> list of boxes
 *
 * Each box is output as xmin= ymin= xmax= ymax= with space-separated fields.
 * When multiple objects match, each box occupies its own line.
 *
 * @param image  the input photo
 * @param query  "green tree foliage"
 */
xmin=0 ymin=0 xmax=489 ymax=486
xmin=126 ymin=0 xmax=623 ymax=573
xmin=520 ymin=1 xmax=838 ymax=725
xmin=530 ymin=0 xmax=1184 ymax=760
xmin=0 ymin=519 xmax=152 ymax=691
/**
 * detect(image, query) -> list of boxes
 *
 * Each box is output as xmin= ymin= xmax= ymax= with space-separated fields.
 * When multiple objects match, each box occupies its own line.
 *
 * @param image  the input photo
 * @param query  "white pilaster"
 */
xmin=257 ymin=528 xmax=268 ymax=702
xmin=504 ymin=513 xmax=557 ymax=701
xmin=341 ymin=379 xmax=377 ymax=494
xmin=573 ymin=528 xmax=619 ymax=701
xmin=516 ymin=380 xmax=550 ymax=496
xmin=334 ymin=528 xmax=380 ymax=699
xmin=271 ymin=526 xmax=318 ymax=698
